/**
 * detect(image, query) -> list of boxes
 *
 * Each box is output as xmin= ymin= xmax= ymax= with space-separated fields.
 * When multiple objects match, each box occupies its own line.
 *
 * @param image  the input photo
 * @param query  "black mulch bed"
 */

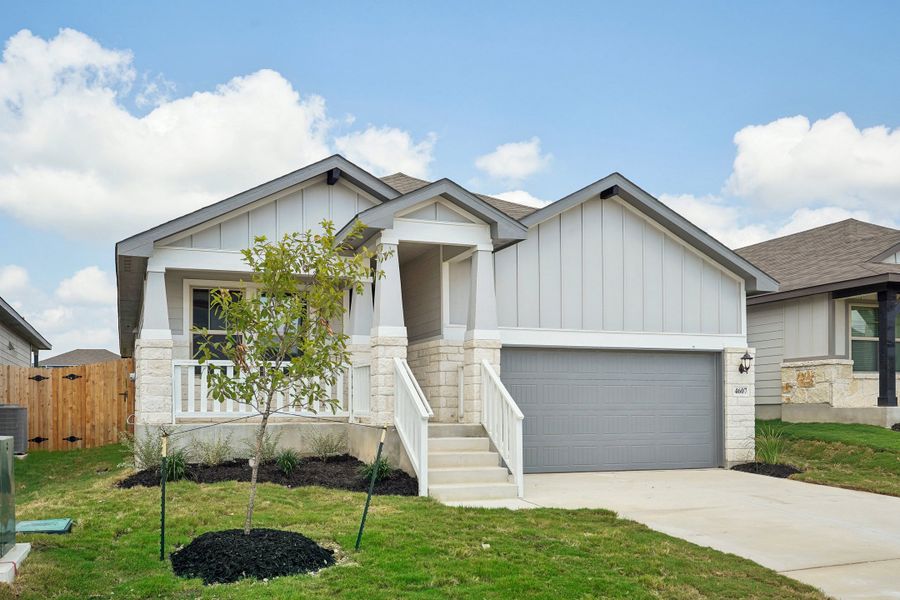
xmin=731 ymin=462 xmax=803 ymax=478
xmin=171 ymin=528 xmax=335 ymax=584
xmin=117 ymin=454 xmax=418 ymax=496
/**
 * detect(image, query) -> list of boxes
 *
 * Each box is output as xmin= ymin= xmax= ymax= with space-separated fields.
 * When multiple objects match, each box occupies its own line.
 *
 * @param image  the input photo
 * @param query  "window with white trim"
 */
xmin=191 ymin=287 xmax=242 ymax=359
xmin=850 ymin=305 xmax=900 ymax=372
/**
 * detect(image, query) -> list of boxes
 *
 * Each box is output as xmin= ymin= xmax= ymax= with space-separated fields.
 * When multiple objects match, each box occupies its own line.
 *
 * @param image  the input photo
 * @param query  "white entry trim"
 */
xmin=500 ymin=327 xmax=747 ymax=351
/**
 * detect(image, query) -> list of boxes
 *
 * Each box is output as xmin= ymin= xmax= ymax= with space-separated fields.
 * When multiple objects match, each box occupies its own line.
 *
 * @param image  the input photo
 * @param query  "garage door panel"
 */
xmin=501 ymin=348 xmax=721 ymax=473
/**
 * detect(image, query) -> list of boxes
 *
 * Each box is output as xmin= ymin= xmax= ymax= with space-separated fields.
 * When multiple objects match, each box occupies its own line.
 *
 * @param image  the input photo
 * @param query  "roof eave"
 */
xmin=0 ymin=296 xmax=51 ymax=350
xmin=747 ymin=273 xmax=900 ymax=305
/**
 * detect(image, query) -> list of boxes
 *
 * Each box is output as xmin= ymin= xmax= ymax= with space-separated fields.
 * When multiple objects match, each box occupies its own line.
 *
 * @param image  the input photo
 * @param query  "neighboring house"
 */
xmin=115 ymin=155 xmax=774 ymax=501
xmin=0 ymin=295 xmax=51 ymax=367
xmin=739 ymin=219 xmax=900 ymax=426
xmin=39 ymin=348 xmax=120 ymax=368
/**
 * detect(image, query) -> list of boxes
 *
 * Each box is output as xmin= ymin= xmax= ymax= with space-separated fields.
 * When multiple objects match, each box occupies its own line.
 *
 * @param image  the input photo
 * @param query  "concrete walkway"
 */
xmin=448 ymin=469 xmax=900 ymax=599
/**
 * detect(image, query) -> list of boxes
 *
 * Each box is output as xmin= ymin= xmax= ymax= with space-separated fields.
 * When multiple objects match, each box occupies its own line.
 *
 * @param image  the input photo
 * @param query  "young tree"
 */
xmin=194 ymin=220 xmax=380 ymax=535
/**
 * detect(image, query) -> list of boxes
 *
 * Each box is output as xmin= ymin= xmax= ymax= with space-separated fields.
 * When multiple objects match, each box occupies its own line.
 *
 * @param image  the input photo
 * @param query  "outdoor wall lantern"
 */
xmin=738 ymin=352 xmax=754 ymax=374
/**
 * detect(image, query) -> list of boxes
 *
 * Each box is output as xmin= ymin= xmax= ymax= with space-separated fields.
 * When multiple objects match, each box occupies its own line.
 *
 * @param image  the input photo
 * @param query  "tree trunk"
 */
xmin=243 ymin=395 xmax=273 ymax=535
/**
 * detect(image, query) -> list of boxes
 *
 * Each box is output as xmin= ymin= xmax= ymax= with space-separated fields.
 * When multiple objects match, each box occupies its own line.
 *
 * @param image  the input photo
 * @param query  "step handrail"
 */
xmin=480 ymin=360 xmax=525 ymax=498
xmin=393 ymin=357 xmax=432 ymax=496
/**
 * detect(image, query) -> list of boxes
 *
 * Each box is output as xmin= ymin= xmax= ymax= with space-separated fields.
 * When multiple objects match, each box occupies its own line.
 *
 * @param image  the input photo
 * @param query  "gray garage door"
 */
xmin=500 ymin=348 xmax=721 ymax=473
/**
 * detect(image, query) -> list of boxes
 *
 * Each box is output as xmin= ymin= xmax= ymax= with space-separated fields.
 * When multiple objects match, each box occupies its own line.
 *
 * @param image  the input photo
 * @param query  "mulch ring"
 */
xmin=731 ymin=462 xmax=803 ymax=478
xmin=117 ymin=454 xmax=418 ymax=496
xmin=171 ymin=528 xmax=335 ymax=584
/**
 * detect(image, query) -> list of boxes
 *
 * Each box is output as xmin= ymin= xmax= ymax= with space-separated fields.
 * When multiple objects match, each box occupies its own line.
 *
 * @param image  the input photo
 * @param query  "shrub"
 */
xmin=358 ymin=457 xmax=392 ymax=483
xmin=190 ymin=434 xmax=233 ymax=466
xmin=275 ymin=449 xmax=301 ymax=476
xmin=119 ymin=426 xmax=167 ymax=470
xmin=162 ymin=449 xmax=188 ymax=482
xmin=756 ymin=423 xmax=786 ymax=465
xmin=309 ymin=430 xmax=346 ymax=461
xmin=242 ymin=430 xmax=282 ymax=464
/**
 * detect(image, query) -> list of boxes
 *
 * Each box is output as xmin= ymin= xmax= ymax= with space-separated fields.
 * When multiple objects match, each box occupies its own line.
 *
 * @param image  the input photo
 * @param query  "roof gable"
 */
xmin=522 ymin=173 xmax=778 ymax=294
xmin=339 ymin=178 xmax=529 ymax=248
xmin=117 ymin=155 xmax=399 ymax=258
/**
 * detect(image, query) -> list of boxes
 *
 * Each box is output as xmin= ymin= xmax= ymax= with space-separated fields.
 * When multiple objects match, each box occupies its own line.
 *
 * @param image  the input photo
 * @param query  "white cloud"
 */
xmin=725 ymin=112 xmax=900 ymax=216
xmin=334 ymin=126 xmax=435 ymax=178
xmin=56 ymin=266 xmax=116 ymax=305
xmin=0 ymin=263 xmax=118 ymax=358
xmin=659 ymin=193 xmax=876 ymax=248
xmin=0 ymin=265 xmax=30 ymax=297
xmin=0 ymin=28 xmax=435 ymax=241
xmin=475 ymin=137 xmax=551 ymax=181
xmin=491 ymin=190 xmax=549 ymax=208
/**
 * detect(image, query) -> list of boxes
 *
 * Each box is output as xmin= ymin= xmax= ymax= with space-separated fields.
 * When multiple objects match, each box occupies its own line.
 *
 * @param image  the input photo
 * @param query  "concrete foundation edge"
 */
xmin=782 ymin=403 xmax=900 ymax=427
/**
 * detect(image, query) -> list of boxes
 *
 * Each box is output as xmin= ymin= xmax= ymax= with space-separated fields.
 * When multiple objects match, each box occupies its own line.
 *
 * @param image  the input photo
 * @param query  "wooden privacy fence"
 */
xmin=0 ymin=359 xmax=135 ymax=452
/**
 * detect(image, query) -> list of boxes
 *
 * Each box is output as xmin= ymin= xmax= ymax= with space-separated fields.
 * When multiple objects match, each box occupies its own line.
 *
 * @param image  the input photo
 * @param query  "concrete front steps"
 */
xmin=427 ymin=423 xmax=518 ymax=503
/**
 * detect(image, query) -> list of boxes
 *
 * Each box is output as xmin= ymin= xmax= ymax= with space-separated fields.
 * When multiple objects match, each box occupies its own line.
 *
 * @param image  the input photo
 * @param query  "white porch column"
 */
xmin=135 ymin=268 xmax=173 ymax=427
xmin=462 ymin=247 xmax=502 ymax=424
xmin=368 ymin=235 xmax=407 ymax=425
xmin=348 ymin=280 xmax=374 ymax=345
xmin=723 ymin=347 xmax=756 ymax=466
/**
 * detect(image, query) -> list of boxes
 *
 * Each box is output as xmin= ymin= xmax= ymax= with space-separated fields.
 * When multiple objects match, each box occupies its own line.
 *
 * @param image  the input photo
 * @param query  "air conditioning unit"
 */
xmin=0 ymin=407 xmax=28 ymax=454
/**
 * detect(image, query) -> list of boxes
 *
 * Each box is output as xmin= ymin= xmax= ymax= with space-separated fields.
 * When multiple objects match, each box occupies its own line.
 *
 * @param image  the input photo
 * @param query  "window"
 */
xmin=191 ymin=288 xmax=242 ymax=359
xmin=850 ymin=306 xmax=900 ymax=372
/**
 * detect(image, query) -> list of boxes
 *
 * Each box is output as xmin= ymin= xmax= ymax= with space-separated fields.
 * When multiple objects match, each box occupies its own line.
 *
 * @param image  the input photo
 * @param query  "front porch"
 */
xmin=780 ymin=283 xmax=900 ymax=425
xmin=131 ymin=182 xmax=530 ymax=499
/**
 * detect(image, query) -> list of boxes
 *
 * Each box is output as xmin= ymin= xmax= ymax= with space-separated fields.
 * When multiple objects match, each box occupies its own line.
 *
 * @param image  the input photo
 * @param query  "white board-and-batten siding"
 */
xmin=494 ymin=196 xmax=744 ymax=336
xmin=163 ymin=178 xmax=377 ymax=251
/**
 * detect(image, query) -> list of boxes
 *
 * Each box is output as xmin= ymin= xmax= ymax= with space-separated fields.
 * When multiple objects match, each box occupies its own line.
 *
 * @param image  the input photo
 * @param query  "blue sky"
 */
xmin=1 ymin=1 xmax=899 ymax=356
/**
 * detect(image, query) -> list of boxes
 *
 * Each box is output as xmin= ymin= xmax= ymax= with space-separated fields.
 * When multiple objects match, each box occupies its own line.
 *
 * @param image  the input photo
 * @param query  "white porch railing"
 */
xmin=393 ymin=357 xmax=433 ymax=496
xmin=480 ymin=360 xmax=525 ymax=497
xmin=172 ymin=360 xmax=347 ymax=421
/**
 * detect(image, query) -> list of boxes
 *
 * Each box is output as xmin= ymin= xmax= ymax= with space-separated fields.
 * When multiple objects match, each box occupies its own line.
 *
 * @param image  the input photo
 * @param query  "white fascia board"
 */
xmin=499 ymin=328 xmax=747 ymax=352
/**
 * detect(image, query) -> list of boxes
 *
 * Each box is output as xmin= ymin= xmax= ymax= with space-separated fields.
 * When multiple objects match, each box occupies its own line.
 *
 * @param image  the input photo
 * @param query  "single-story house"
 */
xmin=116 ymin=154 xmax=774 ymax=501
xmin=0 ymin=295 xmax=51 ymax=367
xmin=38 ymin=348 xmax=120 ymax=368
xmin=739 ymin=219 xmax=900 ymax=426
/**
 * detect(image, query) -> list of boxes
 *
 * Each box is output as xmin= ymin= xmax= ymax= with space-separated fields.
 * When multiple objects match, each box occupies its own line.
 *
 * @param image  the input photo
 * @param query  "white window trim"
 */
xmin=848 ymin=303 xmax=900 ymax=372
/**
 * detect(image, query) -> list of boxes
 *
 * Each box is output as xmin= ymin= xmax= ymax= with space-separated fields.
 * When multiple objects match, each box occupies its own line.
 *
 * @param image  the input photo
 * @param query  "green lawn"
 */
xmin=762 ymin=420 xmax=900 ymax=497
xmin=3 ymin=445 xmax=823 ymax=600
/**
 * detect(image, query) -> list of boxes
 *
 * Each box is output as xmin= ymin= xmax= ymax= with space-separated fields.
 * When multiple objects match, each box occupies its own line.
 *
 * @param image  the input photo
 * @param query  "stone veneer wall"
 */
xmin=461 ymin=339 xmax=501 ymax=425
xmin=365 ymin=336 xmax=407 ymax=425
xmin=406 ymin=339 xmax=464 ymax=422
xmin=134 ymin=338 xmax=174 ymax=426
xmin=723 ymin=347 xmax=755 ymax=466
xmin=781 ymin=358 xmax=892 ymax=408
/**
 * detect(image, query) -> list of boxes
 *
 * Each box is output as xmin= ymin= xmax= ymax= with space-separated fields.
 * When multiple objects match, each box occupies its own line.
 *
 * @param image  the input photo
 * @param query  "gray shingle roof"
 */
xmin=736 ymin=219 xmax=900 ymax=295
xmin=39 ymin=348 xmax=120 ymax=367
xmin=379 ymin=173 xmax=537 ymax=220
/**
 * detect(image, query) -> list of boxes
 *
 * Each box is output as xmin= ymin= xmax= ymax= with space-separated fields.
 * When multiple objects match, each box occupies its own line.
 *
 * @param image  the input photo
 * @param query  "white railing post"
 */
xmin=480 ymin=360 xmax=525 ymax=498
xmin=170 ymin=359 xmax=351 ymax=420
xmin=392 ymin=357 xmax=433 ymax=497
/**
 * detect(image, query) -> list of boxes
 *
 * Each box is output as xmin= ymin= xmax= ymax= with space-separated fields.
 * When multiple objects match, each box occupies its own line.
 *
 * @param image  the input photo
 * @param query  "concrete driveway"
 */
xmin=519 ymin=470 xmax=900 ymax=599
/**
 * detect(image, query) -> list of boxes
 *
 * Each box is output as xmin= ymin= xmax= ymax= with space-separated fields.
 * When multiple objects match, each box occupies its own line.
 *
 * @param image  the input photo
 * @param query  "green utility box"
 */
xmin=0 ymin=437 xmax=14 ymax=557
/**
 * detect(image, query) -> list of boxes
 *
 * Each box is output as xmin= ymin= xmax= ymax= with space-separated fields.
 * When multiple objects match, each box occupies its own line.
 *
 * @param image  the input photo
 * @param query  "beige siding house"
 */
xmin=739 ymin=219 xmax=900 ymax=426
xmin=116 ymin=155 xmax=775 ymax=502
xmin=0 ymin=295 xmax=51 ymax=367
